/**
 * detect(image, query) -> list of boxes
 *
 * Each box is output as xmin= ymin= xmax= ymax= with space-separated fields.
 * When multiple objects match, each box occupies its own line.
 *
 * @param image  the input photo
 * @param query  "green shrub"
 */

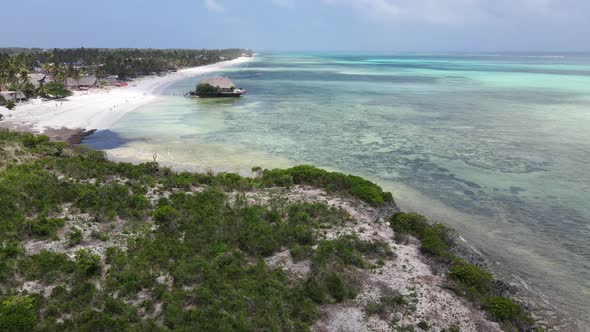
xmin=484 ymin=297 xmax=530 ymax=325
xmin=68 ymin=228 xmax=83 ymax=247
xmin=153 ymin=205 xmax=181 ymax=231
xmin=237 ymin=206 xmax=281 ymax=256
xmin=325 ymin=272 xmax=357 ymax=302
xmin=261 ymin=165 xmax=393 ymax=206
xmin=420 ymin=228 xmax=450 ymax=257
xmin=31 ymin=218 xmax=65 ymax=239
xmin=312 ymin=237 xmax=366 ymax=269
xmin=290 ymin=245 xmax=312 ymax=262
xmin=21 ymin=134 xmax=50 ymax=148
xmin=390 ymin=212 xmax=430 ymax=237
xmin=304 ymin=271 xmax=357 ymax=304
xmin=390 ymin=213 xmax=454 ymax=259
xmin=75 ymin=249 xmax=101 ymax=276
xmin=4 ymin=100 xmax=15 ymax=110
xmin=417 ymin=320 xmax=429 ymax=330
xmin=448 ymin=260 xmax=493 ymax=297
xmin=19 ymin=250 xmax=74 ymax=282
xmin=0 ymin=296 xmax=37 ymax=331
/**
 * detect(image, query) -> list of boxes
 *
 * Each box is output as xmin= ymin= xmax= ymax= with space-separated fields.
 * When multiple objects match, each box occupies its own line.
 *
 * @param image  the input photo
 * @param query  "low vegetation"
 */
xmin=261 ymin=165 xmax=394 ymax=206
xmin=0 ymin=130 xmax=396 ymax=331
xmin=0 ymin=130 xmax=544 ymax=331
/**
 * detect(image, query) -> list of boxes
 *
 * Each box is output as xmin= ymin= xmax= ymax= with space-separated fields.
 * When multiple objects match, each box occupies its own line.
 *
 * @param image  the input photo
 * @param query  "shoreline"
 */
xmin=0 ymin=53 xmax=585 ymax=330
xmin=0 ymin=56 xmax=254 ymax=141
xmin=74 ymin=141 xmax=585 ymax=331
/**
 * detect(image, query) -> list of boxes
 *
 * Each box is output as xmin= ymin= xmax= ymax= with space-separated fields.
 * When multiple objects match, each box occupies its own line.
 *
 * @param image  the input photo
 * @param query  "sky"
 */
xmin=3 ymin=0 xmax=590 ymax=52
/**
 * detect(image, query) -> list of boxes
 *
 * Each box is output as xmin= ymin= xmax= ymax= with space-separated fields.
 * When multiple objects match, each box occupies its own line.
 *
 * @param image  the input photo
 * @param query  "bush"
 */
xmin=312 ymin=237 xmax=366 ymax=269
xmin=153 ymin=205 xmax=181 ymax=231
xmin=448 ymin=260 xmax=493 ymax=297
xmin=19 ymin=250 xmax=74 ymax=282
xmin=290 ymin=245 xmax=312 ymax=262
xmin=390 ymin=213 xmax=454 ymax=259
xmin=484 ymin=296 xmax=532 ymax=329
xmin=5 ymin=100 xmax=15 ymax=110
xmin=0 ymin=296 xmax=36 ymax=331
xmin=417 ymin=320 xmax=429 ymax=330
xmin=21 ymin=134 xmax=50 ymax=148
xmin=75 ymin=249 xmax=101 ymax=276
xmin=68 ymin=228 xmax=83 ymax=247
xmin=325 ymin=272 xmax=357 ymax=302
xmin=31 ymin=218 xmax=65 ymax=239
xmin=304 ymin=271 xmax=357 ymax=304
xmin=420 ymin=228 xmax=450 ymax=257
xmin=237 ymin=207 xmax=281 ymax=256
xmin=390 ymin=212 xmax=430 ymax=237
xmin=261 ymin=165 xmax=393 ymax=206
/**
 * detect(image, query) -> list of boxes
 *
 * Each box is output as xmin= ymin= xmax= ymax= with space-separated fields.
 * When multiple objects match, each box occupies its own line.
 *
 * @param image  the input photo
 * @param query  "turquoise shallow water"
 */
xmin=86 ymin=53 xmax=590 ymax=322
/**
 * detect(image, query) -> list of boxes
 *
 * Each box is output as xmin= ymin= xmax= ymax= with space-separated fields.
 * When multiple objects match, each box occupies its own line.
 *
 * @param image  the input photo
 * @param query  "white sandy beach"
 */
xmin=0 ymin=56 xmax=253 ymax=134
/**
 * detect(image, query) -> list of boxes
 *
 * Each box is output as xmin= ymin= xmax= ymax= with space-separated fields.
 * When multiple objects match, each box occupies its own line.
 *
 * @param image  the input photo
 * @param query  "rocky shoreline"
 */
xmin=348 ymin=189 xmax=580 ymax=331
xmin=447 ymin=226 xmax=581 ymax=331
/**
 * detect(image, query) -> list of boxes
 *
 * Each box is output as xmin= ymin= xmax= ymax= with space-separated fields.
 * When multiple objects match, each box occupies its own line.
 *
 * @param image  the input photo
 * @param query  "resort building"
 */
xmin=0 ymin=91 xmax=27 ymax=101
xmin=66 ymin=76 xmax=98 ymax=90
xmin=104 ymin=75 xmax=120 ymax=86
xmin=27 ymin=74 xmax=47 ymax=88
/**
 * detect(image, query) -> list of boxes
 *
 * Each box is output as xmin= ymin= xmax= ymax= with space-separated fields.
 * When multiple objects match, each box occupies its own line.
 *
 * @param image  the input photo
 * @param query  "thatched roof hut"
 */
xmin=198 ymin=76 xmax=236 ymax=90
xmin=1 ymin=91 xmax=26 ymax=101
xmin=27 ymin=74 xmax=46 ymax=88
xmin=190 ymin=76 xmax=246 ymax=98
xmin=67 ymin=76 xmax=97 ymax=89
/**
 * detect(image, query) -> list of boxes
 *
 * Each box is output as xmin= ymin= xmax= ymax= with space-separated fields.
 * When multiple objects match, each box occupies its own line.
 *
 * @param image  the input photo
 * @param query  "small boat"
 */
xmin=186 ymin=76 xmax=246 ymax=98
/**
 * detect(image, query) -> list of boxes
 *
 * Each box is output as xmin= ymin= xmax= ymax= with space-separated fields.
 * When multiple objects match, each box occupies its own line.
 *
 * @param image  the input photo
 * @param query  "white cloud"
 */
xmin=205 ymin=0 xmax=225 ymax=12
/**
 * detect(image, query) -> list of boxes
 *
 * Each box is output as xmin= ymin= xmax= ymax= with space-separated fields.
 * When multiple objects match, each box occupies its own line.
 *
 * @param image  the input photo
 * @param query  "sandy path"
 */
xmin=0 ymin=56 xmax=254 ymax=133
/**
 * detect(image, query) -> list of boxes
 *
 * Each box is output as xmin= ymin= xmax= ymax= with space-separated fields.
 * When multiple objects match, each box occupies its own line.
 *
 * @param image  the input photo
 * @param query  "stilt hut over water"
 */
xmin=188 ymin=76 xmax=246 ymax=98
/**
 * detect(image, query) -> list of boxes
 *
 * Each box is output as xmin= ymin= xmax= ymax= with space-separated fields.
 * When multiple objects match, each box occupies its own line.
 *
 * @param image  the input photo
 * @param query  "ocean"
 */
xmin=85 ymin=52 xmax=590 ymax=323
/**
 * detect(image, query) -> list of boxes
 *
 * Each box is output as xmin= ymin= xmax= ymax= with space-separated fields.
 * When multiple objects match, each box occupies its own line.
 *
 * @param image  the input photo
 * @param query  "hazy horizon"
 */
xmin=4 ymin=0 xmax=590 ymax=52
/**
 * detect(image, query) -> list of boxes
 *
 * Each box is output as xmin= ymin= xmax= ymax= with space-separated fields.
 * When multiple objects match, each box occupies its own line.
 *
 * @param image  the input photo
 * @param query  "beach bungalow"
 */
xmin=27 ymin=74 xmax=46 ymax=88
xmin=67 ymin=76 xmax=98 ymax=90
xmin=0 ymin=91 xmax=27 ymax=101
xmin=104 ymin=75 xmax=120 ymax=86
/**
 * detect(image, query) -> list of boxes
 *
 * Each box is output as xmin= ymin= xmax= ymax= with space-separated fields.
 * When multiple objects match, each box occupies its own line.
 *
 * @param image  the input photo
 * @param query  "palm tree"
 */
xmin=6 ymin=59 xmax=28 ymax=102
xmin=68 ymin=65 xmax=81 ymax=88
xmin=53 ymin=63 xmax=67 ymax=87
